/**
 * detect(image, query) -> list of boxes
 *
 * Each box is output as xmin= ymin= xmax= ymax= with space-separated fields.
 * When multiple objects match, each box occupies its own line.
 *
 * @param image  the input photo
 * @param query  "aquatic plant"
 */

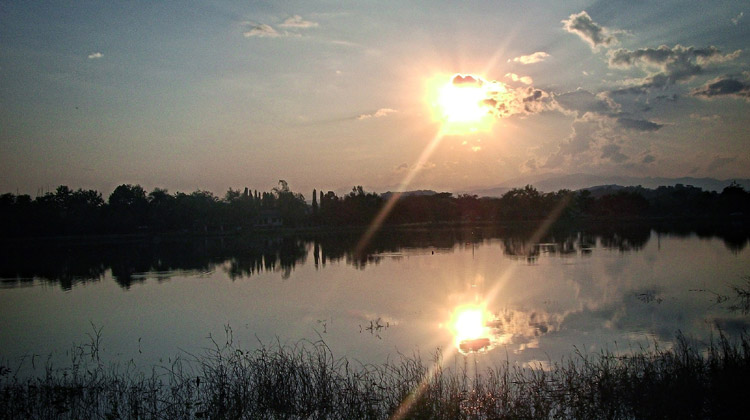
xmin=1 ymin=330 xmax=748 ymax=419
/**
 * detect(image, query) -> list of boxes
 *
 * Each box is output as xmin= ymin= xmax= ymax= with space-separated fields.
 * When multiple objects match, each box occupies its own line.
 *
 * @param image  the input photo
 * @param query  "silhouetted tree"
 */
xmin=107 ymin=184 xmax=148 ymax=232
xmin=312 ymin=188 xmax=318 ymax=216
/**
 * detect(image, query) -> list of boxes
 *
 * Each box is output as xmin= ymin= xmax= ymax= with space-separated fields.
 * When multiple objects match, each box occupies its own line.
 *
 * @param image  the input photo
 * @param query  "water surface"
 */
xmin=1 ymin=223 xmax=749 ymax=374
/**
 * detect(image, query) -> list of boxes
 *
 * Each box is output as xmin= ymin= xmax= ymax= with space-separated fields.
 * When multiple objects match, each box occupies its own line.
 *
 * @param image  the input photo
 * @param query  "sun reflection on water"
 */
xmin=449 ymin=304 xmax=496 ymax=354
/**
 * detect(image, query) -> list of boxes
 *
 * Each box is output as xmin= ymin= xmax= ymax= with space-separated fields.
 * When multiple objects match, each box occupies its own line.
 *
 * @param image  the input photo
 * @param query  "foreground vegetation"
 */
xmin=1 ymin=331 xmax=748 ymax=419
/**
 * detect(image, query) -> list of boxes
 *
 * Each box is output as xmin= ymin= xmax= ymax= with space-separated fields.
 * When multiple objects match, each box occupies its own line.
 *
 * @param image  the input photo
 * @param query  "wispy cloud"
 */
xmin=243 ymin=24 xmax=280 ymax=38
xmin=562 ymin=11 xmax=618 ymax=49
xmin=509 ymin=51 xmax=550 ymax=64
xmin=243 ymin=15 xmax=318 ymax=38
xmin=617 ymin=117 xmax=663 ymax=131
xmin=732 ymin=12 xmax=744 ymax=25
xmin=279 ymin=15 xmax=319 ymax=28
xmin=357 ymin=108 xmax=397 ymax=120
xmin=87 ymin=52 xmax=103 ymax=59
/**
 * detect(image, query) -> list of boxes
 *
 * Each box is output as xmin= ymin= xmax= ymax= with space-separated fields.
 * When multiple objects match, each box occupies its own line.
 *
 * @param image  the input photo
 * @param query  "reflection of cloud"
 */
xmin=510 ymin=51 xmax=550 ymax=64
xmin=691 ymin=76 xmax=750 ymax=100
xmin=243 ymin=24 xmax=280 ymax=38
xmin=487 ymin=308 xmax=564 ymax=346
xmin=87 ymin=52 xmax=103 ymax=59
xmin=279 ymin=15 xmax=319 ymax=28
xmin=357 ymin=108 xmax=397 ymax=120
xmin=562 ymin=11 xmax=618 ymax=49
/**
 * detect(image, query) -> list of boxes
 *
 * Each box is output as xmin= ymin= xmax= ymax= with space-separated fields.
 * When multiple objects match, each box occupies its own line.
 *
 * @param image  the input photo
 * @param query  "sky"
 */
xmin=1 ymin=0 xmax=749 ymax=198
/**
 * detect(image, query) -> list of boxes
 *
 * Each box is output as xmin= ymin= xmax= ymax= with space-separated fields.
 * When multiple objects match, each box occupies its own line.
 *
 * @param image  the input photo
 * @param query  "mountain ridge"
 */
xmin=458 ymin=174 xmax=750 ymax=197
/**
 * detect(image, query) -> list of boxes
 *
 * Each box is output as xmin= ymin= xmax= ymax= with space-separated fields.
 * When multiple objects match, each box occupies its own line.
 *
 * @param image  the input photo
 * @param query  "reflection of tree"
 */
xmin=2 ymin=222 xmax=748 ymax=289
xmin=597 ymin=224 xmax=651 ymax=251
xmin=224 ymin=237 xmax=307 ymax=280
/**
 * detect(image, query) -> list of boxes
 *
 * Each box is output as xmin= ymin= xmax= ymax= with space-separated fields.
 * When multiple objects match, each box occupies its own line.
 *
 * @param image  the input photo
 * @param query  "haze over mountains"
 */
xmin=457 ymin=174 xmax=750 ymax=197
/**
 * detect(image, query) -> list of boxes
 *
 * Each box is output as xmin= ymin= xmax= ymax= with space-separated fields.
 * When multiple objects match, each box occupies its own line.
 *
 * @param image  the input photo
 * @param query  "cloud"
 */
xmin=543 ymin=115 xmax=604 ymax=168
xmin=395 ymin=161 xmax=436 ymax=173
xmin=446 ymin=74 xmax=555 ymax=120
xmin=562 ymin=11 xmax=618 ymax=49
xmin=707 ymin=156 xmax=737 ymax=172
xmin=617 ymin=117 xmax=663 ymax=131
xmin=243 ymin=24 xmax=280 ymax=38
xmin=279 ymin=15 xmax=319 ymax=28
xmin=689 ymin=113 xmax=721 ymax=122
xmin=505 ymin=73 xmax=533 ymax=85
xmin=87 ymin=52 xmax=103 ymax=59
xmin=357 ymin=108 xmax=397 ymax=120
xmin=554 ymin=89 xmax=618 ymax=116
xmin=522 ymin=158 xmax=538 ymax=172
xmin=452 ymin=74 xmax=481 ymax=86
xmin=732 ymin=12 xmax=744 ymax=25
xmin=642 ymin=154 xmax=656 ymax=164
xmin=601 ymin=143 xmax=628 ymax=163
xmin=608 ymin=45 xmax=742 ymax=88
xmin=691 ymin=76 xmax=750 ymax=100
xmin=510 ymin=51 xmax=550 ymax=64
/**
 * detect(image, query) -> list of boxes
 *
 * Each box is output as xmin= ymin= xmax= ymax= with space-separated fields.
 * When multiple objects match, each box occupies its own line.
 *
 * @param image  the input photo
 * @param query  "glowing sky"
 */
xmin=1 ymin=1 xmax=748 ymax=196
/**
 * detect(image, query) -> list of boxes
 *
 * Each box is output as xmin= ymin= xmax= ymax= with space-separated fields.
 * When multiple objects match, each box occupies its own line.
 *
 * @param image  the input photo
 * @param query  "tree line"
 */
xmin=1 ymin=181 xmax=748 ymax=237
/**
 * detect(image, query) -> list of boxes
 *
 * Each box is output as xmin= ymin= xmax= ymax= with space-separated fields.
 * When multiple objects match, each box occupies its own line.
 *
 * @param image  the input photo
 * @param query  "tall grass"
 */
xmin=1 ymin=330 xmax=748 ymax=419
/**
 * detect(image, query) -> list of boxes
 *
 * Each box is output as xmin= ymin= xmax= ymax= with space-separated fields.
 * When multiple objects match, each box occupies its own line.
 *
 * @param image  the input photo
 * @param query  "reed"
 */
xmin=1 ymin=330 xmax=748 ymax=419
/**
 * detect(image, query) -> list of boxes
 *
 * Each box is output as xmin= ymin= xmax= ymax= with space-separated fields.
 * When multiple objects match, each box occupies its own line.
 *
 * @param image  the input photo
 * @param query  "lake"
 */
xmin=1 ymin=222 xmax=749 ymax=375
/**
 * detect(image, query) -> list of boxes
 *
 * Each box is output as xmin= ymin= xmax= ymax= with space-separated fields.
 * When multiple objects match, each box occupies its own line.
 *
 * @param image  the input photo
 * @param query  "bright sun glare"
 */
xmin=430 ymin=73 xmax=497 ymax=134
xmin=438 ymin=82 xmax=488 ymax=123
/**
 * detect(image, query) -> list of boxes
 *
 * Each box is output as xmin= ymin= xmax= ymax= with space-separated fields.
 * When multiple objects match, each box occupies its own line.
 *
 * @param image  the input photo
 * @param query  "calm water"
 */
xmin=1 ymin=223 xmax=749 ymax=374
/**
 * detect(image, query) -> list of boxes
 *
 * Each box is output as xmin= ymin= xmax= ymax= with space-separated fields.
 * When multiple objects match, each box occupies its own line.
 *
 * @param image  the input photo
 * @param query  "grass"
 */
xmin=1 ymin=329 xmax=749 ymax=419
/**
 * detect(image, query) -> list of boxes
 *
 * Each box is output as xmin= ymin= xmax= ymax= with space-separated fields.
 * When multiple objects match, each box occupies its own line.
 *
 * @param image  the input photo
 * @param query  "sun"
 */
xmin=428 ymin=73 xmax=497 ymax=134
xmin=438 ymin=81 xmax=488 ymax=123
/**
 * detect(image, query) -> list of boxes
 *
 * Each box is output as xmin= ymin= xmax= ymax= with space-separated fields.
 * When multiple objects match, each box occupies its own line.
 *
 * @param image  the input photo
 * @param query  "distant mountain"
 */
xmin=459 ymin=174 xmax=750 ymax=197
xmin=381 ymin=189 xmax=440 ymax=200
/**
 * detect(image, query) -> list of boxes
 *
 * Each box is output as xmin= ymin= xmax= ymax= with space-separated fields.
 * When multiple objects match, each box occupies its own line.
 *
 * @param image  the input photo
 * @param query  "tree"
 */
xmin=107 ymin=184 xmax=148 ymax=232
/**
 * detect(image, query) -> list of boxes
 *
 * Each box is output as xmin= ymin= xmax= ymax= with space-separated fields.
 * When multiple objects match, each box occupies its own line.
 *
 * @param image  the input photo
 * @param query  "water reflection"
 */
xmin=1 ymin=221 xmax=748 ymax=290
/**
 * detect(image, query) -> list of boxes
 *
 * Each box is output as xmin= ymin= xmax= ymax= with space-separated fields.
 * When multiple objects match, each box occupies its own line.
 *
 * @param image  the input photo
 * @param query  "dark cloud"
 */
xmin=691 ymin=76 xmax=750 ymax=100
xmin=617 ymin=117 xmax=663 ymax=131
xmin=555 ymin=89 xmax=616 ymax=115
xmin=707 ymin=156 xmax=737 ymax=171
xmin=609 ymin=86 xmax=648 ymax=96
xmin=608 ymin=45 xmax=741 ymax=88
xmin=601 ymin=143 xmax=628 ymax=163
xmin=562 ymin=11 xmax=618 ymax=49
xmin=642 ymin=155 xmax=656 ymax=164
